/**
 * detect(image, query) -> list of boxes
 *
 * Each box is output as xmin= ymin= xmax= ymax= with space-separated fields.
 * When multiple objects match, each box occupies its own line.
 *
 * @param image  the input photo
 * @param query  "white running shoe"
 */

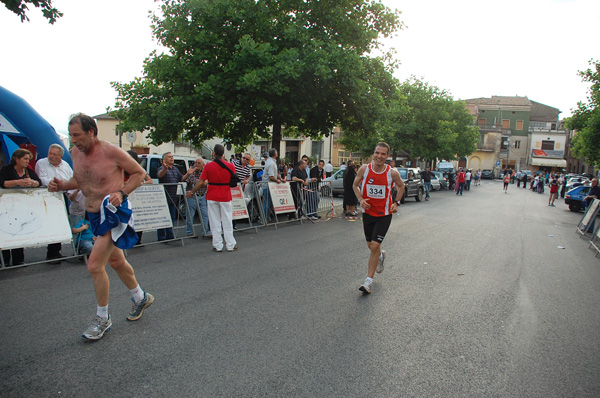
xmin=376 ymin=250 xmax=386 ymax=274
xmin=359 ymin=278 xmax=372 ymax=294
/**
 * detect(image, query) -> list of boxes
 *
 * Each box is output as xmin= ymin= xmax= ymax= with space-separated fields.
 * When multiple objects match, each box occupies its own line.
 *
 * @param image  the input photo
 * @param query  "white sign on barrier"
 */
xmin=128 ymin=184 xmax=173 ymax=232
xmin=268 ymin=183 xmax=295 ymax=214
xmin=577 ymin=198 xmax=599 ymax=234
xmin=0 ymin=188 xmax=72 ymax=250
xmin=231 ymin=186 xmax=249 ymax=220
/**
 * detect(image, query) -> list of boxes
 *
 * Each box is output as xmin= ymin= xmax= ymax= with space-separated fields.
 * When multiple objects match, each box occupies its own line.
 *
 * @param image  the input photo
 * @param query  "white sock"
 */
xmin=365 ymin=277 xmax=373 ymax=283
xmin=379 ymin=252 xmax=383 ymax=260
xmin=97 ymin=305 xmax=109 ymax=320
xmin=130 ymin=284 xmax=145 ymax=303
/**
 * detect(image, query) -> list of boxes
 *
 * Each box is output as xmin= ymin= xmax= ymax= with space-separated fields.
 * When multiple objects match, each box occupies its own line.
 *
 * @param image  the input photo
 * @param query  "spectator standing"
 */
xmin=465 ymin=169 xmax=472 ymax=191
xmin=422 ymin=167 xmax=432 ymax=200
xmin=0 ymin=149 xmax=42 ymax=266
xmin=548 ymin=174 xmax=560 ymax=206
xmin=308 ymin=160 xmax=325 ymax=219
xmin=324 ymin=161 xmax=334 ymax=178
xmin=157 ymin=152 xmax=183 ymax=241
xmin=261 ymin=148 xmax=282 ymax=222
xmin=343 ymin=160 xmax=358 ymax=216
xmin=183 ymin=158 xmax=210 ymax=237
xmin=194 ymin=144 xmax=238 ymax=252
xmin=559 ymin=174 xmax=567 ymax=198
xmin=515 ymin=171 xmax=522 ymax=188
xmin=290 ymin=160 xmax=309 ymax=217
xmin=456 ymin=168 xmax=466 ymax=195
xmin=232 ymin=153 xmax=252 ymax=189
xmin=35 ymin=143 xmax=73 ymax=263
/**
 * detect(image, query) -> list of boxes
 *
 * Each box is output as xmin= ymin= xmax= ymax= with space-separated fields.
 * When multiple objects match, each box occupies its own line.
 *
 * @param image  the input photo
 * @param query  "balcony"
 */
xmin=477 ymin=124 xmax=512 ymax=134
xmin=476 ymin=143 xmax=496 ymax=151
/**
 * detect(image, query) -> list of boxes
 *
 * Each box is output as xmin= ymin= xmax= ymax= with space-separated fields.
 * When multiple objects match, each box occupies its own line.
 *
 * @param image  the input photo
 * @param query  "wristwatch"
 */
xmin=119 ymin=190 xmax=128 ymax=200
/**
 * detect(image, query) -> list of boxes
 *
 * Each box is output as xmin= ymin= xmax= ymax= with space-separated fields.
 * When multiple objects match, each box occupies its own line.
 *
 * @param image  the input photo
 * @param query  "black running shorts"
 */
xmin=362 ymin=213 xmax=392 ymax=243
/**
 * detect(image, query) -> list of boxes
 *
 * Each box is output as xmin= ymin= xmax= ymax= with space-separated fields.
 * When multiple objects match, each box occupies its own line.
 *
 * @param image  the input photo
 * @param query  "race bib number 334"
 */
xmin=366 ymin=184 xmax=385 ymax=199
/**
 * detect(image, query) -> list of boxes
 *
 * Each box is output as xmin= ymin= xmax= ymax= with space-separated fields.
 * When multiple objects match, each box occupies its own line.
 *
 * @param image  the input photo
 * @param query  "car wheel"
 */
xmin=416 ymin=188 xmax=423 ymax=202
xmin=569 ymin=202 xmax=582 ymax=212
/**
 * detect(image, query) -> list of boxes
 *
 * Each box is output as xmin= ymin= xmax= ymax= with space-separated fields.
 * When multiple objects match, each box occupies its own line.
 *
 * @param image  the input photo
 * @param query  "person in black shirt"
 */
xmin=0 ymin=149 xmax=42 ymax=266
xmin=422 ymin=167 xmax=432 ymax=200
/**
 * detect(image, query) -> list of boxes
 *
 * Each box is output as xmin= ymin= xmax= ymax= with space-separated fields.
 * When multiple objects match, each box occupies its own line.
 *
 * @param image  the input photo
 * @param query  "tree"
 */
xmin=340 ymin=77 xmax=479 ymax=162
xmin=1 ymin=0 xmax=62 ymax=24
xmin=111 ymin=0 xmax=402 ymax=149
xmin=566 ymin=59 xmax=600 ymax=168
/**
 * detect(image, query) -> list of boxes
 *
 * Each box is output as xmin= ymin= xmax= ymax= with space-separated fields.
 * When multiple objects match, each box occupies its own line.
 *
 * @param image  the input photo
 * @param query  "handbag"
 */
xmin=212 ymin=159 xmax=240 ymax=188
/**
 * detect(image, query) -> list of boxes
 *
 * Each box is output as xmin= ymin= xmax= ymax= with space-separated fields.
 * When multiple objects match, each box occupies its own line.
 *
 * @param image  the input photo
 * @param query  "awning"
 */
xmin=530 ymin=158 xmax=567 ymax=167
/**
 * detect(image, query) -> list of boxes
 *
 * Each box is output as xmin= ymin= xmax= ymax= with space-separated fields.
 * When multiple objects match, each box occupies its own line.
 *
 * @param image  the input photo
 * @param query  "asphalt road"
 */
xmin=1 ymin=180 xmax=599 ymax=397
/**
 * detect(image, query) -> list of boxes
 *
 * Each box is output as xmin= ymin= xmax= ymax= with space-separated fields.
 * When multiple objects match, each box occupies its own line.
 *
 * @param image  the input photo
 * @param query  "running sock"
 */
xmin=366 ymin=277 xmax=373 ymax=283
xmin=130 ymin=284 xmax=145 ymax=303
xmin=379 ymin=252 xmax=383 ymax=260
xmin=97 ymin=305 xmax=109 ymax=320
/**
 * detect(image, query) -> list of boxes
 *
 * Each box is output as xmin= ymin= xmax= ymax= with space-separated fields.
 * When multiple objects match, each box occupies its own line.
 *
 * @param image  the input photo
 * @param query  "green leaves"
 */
xmin=566 ymin=59 xmax=600 ymax=168
xmin=2 ymin=0 xmax=62 ymax=24
xmin=111 ymin=0 xmax=402 ymax=147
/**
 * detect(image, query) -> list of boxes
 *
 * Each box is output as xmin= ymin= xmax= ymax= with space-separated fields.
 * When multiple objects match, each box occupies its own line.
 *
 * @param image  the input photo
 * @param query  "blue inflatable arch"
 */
xmin=0 ymin=85 xmax=72 ymax=166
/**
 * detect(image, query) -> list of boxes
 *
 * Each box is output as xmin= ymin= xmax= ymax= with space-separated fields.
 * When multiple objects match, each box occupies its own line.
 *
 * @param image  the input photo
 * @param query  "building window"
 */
xmin=501 ymin=138 xmax=508 ymax=150
xmin=481 ymin=110 xmax=485 ymax=113
xmin=541 ymin=140 xmax=555 ymax=150
xmin=312 ymin=141 xmax=323 ymax=160
xmin=516 ymin=120 xmax=524 ymax=130
xmin=478 ymin=118 xmax=487 ymax=126
xmin=514 ymin=140 xmax=521 ymax=149
xmin=502 ymin=119 xmax=510 ymax=129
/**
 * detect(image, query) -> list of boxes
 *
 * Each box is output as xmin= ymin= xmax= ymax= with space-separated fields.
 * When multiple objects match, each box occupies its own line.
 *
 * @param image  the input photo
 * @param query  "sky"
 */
xmin=1 ymin=0 xmax=599 ymax=136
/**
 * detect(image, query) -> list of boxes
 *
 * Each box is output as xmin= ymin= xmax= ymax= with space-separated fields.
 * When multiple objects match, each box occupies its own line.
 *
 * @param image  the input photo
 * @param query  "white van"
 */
xmin=138 ymin=154 xmax=198 ymax=184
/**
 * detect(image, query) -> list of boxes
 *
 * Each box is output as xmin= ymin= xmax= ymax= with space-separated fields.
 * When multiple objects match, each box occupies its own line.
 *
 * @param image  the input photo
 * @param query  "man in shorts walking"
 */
xmin=49 ymin=114 xmax=153 ymax=340
xmin=353 ymin=142 xmax=405 ymax=294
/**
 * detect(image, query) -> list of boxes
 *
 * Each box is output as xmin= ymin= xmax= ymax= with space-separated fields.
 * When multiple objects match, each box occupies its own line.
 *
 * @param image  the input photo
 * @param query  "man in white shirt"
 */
xmin=36 ymin=144 xmax=73 ymax=263
xmin=324 ymin=161 xmax=334 ymax=177
xmin=262 ymin=148 xmax=282 ymax=222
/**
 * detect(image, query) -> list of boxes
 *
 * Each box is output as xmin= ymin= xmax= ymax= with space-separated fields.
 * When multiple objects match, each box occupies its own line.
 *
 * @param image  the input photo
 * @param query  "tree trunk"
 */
xmin=272 ymin=122 xmax=282 ymax=154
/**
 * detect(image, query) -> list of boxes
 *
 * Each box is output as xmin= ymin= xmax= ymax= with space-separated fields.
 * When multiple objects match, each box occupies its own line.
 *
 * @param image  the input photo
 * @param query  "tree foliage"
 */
xmin=340 ymin=77 xmax=479 ymax=162
xmin=566 ymin=59 xmax=600 ymax=168
xmin=111 ymin=0 xmax=402 ymax=148
xmin=1 ymin=0 xmax=62 ymax=24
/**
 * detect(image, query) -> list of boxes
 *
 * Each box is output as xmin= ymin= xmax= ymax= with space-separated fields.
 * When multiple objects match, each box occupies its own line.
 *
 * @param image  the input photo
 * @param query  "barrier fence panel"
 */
xmin=301 ymin=181 xmax=334 ymax=220
xmin=129 ymin=183 xmax=190 ymax=246
xmin=231 ymin=183 xmax=262 ymax=233
xmin=1 ymin=188 xmax=80 ymax=269
xmin=254 ymin=181 xmax=300 ymax=228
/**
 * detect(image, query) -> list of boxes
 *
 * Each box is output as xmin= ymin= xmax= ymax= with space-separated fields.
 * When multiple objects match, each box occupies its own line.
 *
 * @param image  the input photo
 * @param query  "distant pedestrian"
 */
xmin=548 ymin=175 xmax=559 ymax=206
xmin=465 ymin=169 xmax=472 ymax=191
xmin=422 ymin=167 xmax=432 ymax=200
xmin=503 ymin=173 xmax=510 ymax=193
xmin=456 ymin=168 xmax=466 ymax=195
xmin=324 ymin=161 xmax=333 ymax=178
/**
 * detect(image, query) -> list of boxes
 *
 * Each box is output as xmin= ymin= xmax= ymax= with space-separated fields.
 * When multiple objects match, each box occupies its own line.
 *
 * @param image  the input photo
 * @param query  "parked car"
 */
xmin=139 ymin=154 xmax=198 ymax=184
xmin=396 ymin=167 xmax=424 ymax=203
xmin=430 ymin=174 xmax=441 ymax=191
xmin=566 ymin=175 xmax=590 ymax=190
xmin=321 ymin=168 xmax=345 ymax=196
xmin=481 ymin=169 xmax=493 ymax=179
xmin=431 ymin=170 xmax=447 ymax=190
xmin=565 ymin=185 xmax=591 ymax=212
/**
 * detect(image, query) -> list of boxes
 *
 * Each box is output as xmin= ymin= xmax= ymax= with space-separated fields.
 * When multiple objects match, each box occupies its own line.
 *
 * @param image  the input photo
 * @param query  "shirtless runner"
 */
xmin=49 ymin=113 xmax=154 ymax=340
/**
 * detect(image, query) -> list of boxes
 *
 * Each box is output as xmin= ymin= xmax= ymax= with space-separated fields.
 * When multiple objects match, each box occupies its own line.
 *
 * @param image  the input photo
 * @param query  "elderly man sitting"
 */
xmin=36 ymin=144 xmax=73 ymax=263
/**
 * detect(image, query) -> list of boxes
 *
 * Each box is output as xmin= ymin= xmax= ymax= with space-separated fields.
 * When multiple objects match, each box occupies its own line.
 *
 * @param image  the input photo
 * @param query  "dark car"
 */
xmin=481 ymin=170 xmax=493 ymax=179
xmin=396 ymin=167 xmax=424 ymax=203
xmin=565 ymin=185 xmax=591 ymax=212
